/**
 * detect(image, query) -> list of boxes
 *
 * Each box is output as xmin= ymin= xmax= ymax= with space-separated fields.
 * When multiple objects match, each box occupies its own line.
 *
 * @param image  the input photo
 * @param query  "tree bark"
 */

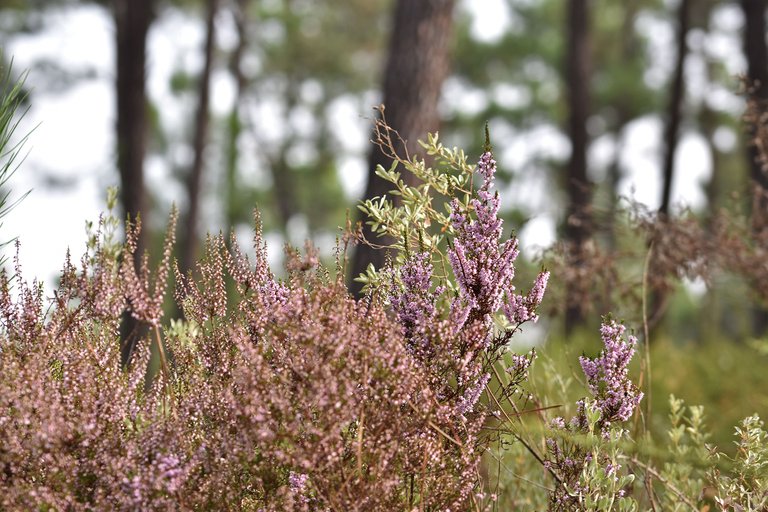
xmin=644 ymin=0 xmax=691 ymax=335
xmin=114 ymin=0 xmax=153 ymax=257
xmin=564 ymin=0 xmax=593 ymax=334
xmin=225 ymin=0 xmax=249 ymax=230
xmin=114 ymin=0 xmax=153 ymax=365
xmin=743 ymin=0 xmax=768 ymax=204
xmin=659 ymin=0 xmax=691 ymax=217
xmin=349 ymin=0 xmax=455 ymax=297
xmin=180 ymin=0 xmax=218 ymax=276
xmin=741 ymin=0 xmax=768 ymax=335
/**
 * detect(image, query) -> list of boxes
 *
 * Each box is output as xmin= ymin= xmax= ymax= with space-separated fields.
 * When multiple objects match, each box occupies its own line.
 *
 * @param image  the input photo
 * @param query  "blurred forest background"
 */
xmin=1 ymin=0 xmax=768 ymax=441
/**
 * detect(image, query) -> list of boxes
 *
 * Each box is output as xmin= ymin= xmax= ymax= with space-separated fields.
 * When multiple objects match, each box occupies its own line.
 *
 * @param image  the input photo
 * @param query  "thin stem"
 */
xmin=641 ymin=242 xmax=653 ymax=426
xmin=484 ymin=368 xmax=563 ymax=487
xmin=624 ymin=455 xmax=699 ymax=511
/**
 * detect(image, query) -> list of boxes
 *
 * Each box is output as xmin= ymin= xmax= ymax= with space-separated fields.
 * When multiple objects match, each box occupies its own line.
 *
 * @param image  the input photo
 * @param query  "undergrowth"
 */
xmin=0 ymin=105 xmax=766 ymax=509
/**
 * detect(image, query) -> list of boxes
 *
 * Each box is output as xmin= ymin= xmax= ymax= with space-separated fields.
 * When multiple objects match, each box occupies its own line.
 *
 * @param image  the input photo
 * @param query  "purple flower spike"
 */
xmin=447 ymin=152 xmax=520 ymax=325
xmin=579 ymin=319 xmax=643 ymax=424
xmin=389 ymin=251 xmax=442 ymax=354
xmin=503 ymin=270 xmax=550 ymax=325
xmin=456 ymin=373 xmax=491 ymax=416
xmin=476 ymin=151 xmax=497 ymax=188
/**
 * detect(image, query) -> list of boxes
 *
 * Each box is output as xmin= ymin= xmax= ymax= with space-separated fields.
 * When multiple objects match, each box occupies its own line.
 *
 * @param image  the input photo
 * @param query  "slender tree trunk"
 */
xmin=180 ymin=0 xmax=218 ymax=276
xmin=270 ymin=81 xmax=300 ymax=231
xmin=659 ymin=0 xmax=691 ymax=217
xmin=743 ymin=0 xmax=768 ymax=209
xmin=114 ymin=0 xmax=153 ymax=256
xmin=606 ymin=1 xmax=639 ymax=251
xmin=114 ymin=0 xmax=153 ymax=365
xmin=262 ymin=0 xmax=302 ymax=234
xmin=700 ymin=104 xmax=723 ymax=342
xmin=742 ymin=0 xmax=768 ymax=335
xmin=349 ymin=0 xmax=455 ymax=297
xmin=564 ymin=0 xmax=593 ymax=334
xmin=225 ymin=0 xmax=249 ymax=230
xmin=645 ymin=0 xmax=691 ymax=334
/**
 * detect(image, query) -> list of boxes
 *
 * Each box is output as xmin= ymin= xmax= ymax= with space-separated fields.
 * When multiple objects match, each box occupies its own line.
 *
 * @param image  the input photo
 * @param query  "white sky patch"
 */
xmin=671 ymin=133 xmax=712 ymax=212
xmin=461 ymin=0 xmax=512 ymax=43
xmin=211 ymin=69 xmax=237 ymax=116
xmin=635 ymin=11 xmax=674 ymax=89
xmin=337 ymin=156 xmax=366 ymax=200
xmin=618 ymin=116 xmax=663 ymax=208
xmin=442 ymin=77 xmax=489 ymax=117
xmin=518 ymin=214 xmax=556 ymax=256
xmin=327 ymin=95 xmax=369 ymax=153
xmin=588 ymin=134 xmax=618 ymax=183
xmin=3 ymin=6 xmax=114 ymax=288
xmin=9 ymin=4 xmax=112 ymax=74
xmin=493 ymin=83 xmax=532 ymax=110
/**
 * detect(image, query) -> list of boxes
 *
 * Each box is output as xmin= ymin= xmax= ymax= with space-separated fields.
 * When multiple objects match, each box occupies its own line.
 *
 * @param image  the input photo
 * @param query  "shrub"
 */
xmin=1 ymin=116 xmax=766 ymax=510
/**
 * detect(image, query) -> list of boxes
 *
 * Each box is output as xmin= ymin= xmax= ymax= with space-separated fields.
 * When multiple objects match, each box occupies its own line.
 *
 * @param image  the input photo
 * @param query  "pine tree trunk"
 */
xmin=225 ymin=0 xmax=249 ymax=230
xmin=659 ymin=0 xmax=691 ymax=217
xmin=564 ymin=0 xmax=593 ymax=334
xmin=742 ymin=0 xmax=768 ymax=335
xmin=349 ymin=0 xmax=455 ymax=297
xmin=180 ymin=0 xmax=218 ymax=276
xmin=114 ymin=0 xmax=153 ymax=257
xmin=114 ymin=0 xmax=153 ymax=365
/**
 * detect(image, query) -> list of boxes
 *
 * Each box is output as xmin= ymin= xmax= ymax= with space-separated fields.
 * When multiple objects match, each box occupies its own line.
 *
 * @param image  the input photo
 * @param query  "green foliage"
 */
xmin=576 ymin=403 xmax=637 ymax=512
xmin=657 ymin=395 xmax=712 ymax=510
xmin=84 ymin=186 xmax=122 ymax=266
xmin=0 ymin=60 xmax=30 ymax=264
xmin=711 ymin=415 xmax=768 ymax=511
xmin=355 ymin=132 xmax=480 ymax=292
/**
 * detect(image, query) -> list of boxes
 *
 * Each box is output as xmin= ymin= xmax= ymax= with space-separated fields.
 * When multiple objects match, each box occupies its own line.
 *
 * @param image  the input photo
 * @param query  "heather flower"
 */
xmin=446 ymin=150 xmax=548 ymax=334
xmin=545 ymin=320 xmax=643 ymax=509
xmin=579 ymin=319 xmax=643 ymax=425
xmin=0 ymin=213 xmax=490 ymax=510
xmin=121 ymin=210 xmax=177 ymax=326
xmin=447 ymin=151 xmax=520 ymax=326
xmin=288 ymin=471 xmax=310 ymax=504
xmin=288 ymin=471 xmax=309 ymax=493
xmin=506 ymin=349 xmax=536 ymax=382
xmin=503 ymin=270 xmax=549 ymax=325
xmin=388 ymin=250 xmax=444 ymax=356
xmin=456 ymin=372 xmax=490 ymax=416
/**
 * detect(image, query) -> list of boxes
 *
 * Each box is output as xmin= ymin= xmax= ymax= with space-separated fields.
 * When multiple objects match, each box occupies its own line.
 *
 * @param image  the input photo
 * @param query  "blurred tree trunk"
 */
xmin=659 ymin=0 xmax=691 ymax=217
xmin=564 ymin=0 xmax=593 ymax=334
xmin=606 ymin=1 xmax=641 ymax=251
xmin=646 ymin=0 xmax=691 ymax=334
xmin=114 ymin=0 xmax=153 ymax=256
xmin=114 ymin=0 xmax=154 ymax=365
xmin=271 ymin=83 xmax=300 ymax=231
xmin=742 ymin=0 xmax=768 ymax=335
xmin=700 ymin=103 xmax=724 ymax=342
xmin=180 ymin=0 xmax=218 ymax=276
xmin=743 ymin=0 xmax=768 ymax=212
xmin=225 ymin=0 xmax=250 ymax=230
xmin=349 ymin=0 xmax=455 ymax=297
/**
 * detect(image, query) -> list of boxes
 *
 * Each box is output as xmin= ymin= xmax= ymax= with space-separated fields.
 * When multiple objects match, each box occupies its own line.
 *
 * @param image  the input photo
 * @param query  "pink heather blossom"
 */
xmin=456 ymin=372 xmax=491 ymax=416
xmin=389 ymin=251 xmax=443 ymax=355
xmin=447 ymin=151 xmax=547 ymax=331
xmin=545 ymin=320 xmax=643 ymax=508
xmin=503 ymin=270 xmax=549 ymax=325
xmin=579 ymin=319 xmax=644 ymax=424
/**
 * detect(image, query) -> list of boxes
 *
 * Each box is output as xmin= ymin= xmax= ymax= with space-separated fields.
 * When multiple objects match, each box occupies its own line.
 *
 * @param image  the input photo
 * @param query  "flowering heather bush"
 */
xmin=545 ymin=319 xmax=642 ymax=510
xmin=1 ymin=114 xmax=767 ymax=510
xmin=0 ymin=209 xmax=495 ymax=510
